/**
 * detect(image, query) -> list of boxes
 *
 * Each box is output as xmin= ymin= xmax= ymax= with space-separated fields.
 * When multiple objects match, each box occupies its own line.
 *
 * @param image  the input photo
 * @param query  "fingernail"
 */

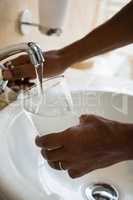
xmin=68 ymin=170 xmax=79 ymax=179
xmin=35 ymin=136 xmax=41 ymax=146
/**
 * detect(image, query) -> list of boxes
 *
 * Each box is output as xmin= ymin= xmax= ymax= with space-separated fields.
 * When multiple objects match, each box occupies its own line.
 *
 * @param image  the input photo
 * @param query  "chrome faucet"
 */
xmin=0 ymin=42 xmax=44 ymax=67
xmin=0 ymin=42 xmax=44 ymax=93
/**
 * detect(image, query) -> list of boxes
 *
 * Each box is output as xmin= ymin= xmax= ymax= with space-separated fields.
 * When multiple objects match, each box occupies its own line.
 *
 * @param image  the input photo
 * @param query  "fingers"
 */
xmin=2 ymin=70 xmax=12 ymax=80
xmin=3 ymin=59 xmax=36 ymax=81
xmin=36 ymin=132 xmax=65 ymax=150
xmin=67 ymin=156 xmax=118 ymax=179
xmin=47 ymin=161 xmax=62 ymax=170
xmin=47 ymin=161 xmax=71 ymax=171
xmin=3 ymin=55 xmax=30 ymax=81
xmin=68 ymin=165 xmax=94 ymax=179
xmin=11 ymin=55 xmax=30 ymax=66
xmin=7 ymin=79 xmax=35 ymax=92
xmin=41 ymin=147 xmax=65 ymax=162
xmin=68 ymin=169 xmax=87 ymax=179
xmin=11 ymin=64 xmax=36 ymax=80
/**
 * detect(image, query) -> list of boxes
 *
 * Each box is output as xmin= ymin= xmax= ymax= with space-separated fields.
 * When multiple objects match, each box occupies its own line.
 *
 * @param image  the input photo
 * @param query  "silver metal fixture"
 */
xmin=0 ymin=42 xmax=44 ymax=67
xmin=21 ymin=22 xmax=62 ymax=36
xmin=83 ymin=183 xmax=119 ymax=200
xmin=0 ymin=42 xmax=44 ymax=92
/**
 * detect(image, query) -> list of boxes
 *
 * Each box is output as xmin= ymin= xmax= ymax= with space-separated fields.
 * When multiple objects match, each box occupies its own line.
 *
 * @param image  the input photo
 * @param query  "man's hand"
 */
xmin=3 ymin=50 xmax=67 ymax=81
xmin=36 ymin=114 xmax=133 ymax=178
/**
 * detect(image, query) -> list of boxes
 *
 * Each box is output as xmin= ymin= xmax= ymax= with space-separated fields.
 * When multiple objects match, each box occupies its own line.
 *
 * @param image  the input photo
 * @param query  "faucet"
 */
xmin=0 ymin=42 xmax=44 ymax=93
xmin=0 ymin=42 xmax=44 ymax=67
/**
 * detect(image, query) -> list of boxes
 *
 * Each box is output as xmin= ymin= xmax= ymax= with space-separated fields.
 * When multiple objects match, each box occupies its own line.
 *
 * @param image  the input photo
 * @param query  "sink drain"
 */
xmin=83 ymin=183 xmax=119 ymax=200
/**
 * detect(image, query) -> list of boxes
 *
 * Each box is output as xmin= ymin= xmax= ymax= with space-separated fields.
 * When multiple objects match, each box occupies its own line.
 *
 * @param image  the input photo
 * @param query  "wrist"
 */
xmin=59 ymin=41 xmax=83 ymax=68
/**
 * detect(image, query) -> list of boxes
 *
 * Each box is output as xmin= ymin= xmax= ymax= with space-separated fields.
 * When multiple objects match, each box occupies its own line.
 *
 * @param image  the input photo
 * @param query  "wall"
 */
xmin=0 ymin=0 xmax=132 ymax=78
xmin=0 ymin=0 xmax=97 ymax=51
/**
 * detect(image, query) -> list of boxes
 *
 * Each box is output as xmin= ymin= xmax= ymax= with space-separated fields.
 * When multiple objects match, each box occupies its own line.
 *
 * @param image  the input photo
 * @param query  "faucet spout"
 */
xmin=0 ymin=42 xmax=44 ymax=67
xmin=0 ymin=42 xmax=44 ymax=93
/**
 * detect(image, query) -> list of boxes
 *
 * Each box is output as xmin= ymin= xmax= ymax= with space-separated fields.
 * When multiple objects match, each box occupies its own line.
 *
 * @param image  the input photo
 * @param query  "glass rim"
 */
xmin=24 ymin=108 xmax=75 ymax=118
xmin=19 ymin=74 xmax=74 ymax=117
xmin=17 ymin=74 xmax=65 ymax=99
xmin=24 ymin=74 xmax=64 ymax=94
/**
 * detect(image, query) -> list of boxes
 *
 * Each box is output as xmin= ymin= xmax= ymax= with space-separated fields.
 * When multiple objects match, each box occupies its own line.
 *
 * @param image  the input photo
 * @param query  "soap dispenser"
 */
xmin=20 ymin=0 xmax=69 ymax=36
xmin=38 ymin=0 xmax=69 ymax=35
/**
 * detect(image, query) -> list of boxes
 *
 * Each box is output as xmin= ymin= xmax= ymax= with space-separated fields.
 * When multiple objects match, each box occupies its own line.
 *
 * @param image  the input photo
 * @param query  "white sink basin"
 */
xmin=0 ymin=90 xmax=133 ymax=200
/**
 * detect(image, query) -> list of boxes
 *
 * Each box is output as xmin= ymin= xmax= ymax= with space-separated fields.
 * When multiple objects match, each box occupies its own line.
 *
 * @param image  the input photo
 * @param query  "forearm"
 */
xmin=60 ymin=1 xmax=133 ymax=66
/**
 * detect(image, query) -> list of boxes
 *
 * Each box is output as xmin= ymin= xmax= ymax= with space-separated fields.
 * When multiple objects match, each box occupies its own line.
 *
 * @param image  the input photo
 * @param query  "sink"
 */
xmin=1 ymin=90 xmax=133 ymax=200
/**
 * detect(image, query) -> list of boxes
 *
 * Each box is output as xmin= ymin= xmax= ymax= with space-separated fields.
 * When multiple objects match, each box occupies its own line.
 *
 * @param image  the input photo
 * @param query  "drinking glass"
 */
xmin=23 ymin=75 xmax=78 ymax=134
xmin=22 ymin=75 xmax=79 ymax=196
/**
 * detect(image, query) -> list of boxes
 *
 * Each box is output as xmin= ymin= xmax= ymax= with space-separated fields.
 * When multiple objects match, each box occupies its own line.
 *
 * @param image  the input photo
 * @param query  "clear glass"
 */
xmin=22 ymin=75 xmax=79 ymax=197
xmin=22 ymin=75 xmax=78 ymax=135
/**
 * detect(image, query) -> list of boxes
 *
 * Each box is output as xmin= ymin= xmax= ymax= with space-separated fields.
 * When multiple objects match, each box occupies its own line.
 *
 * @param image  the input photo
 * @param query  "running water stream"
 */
xmin=35 ymin=63 xmax=44 ymax=95
xmin=34 ymin=63 xmax=45 ymax=114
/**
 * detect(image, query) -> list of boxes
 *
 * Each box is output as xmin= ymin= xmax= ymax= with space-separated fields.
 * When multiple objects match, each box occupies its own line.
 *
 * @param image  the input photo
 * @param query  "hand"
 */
xmin=36 ymin=114 xmax=132 ymax=178
xmin=2 ymin=50 xmax=67 ymax=81
xmin=7 ymin=79 xmax=35 ymax=93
